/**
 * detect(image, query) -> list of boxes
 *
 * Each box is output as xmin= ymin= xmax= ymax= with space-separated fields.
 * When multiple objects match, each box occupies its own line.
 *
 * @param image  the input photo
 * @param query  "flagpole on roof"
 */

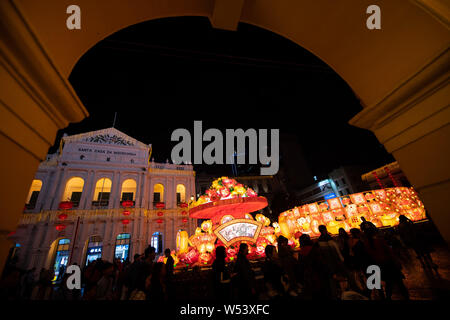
xmin=112 ymin=112 xmax=117 ymax=128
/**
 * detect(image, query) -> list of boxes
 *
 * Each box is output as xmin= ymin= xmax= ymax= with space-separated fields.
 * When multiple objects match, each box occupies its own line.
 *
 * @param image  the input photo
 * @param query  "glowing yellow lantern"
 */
xmin=278 ymin=219 xmax=291 ymax=238
xmin=176 ymin=230 xmax=189 ymax=254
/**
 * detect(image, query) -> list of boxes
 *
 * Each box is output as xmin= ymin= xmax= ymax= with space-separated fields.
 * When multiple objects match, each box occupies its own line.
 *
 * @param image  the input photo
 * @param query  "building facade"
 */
xmin=8 ymin=128 xmax=196 ymax=277
xmin=295 ymin=166 xmax=366 ymax=205
xmin=361 ymin=161 xmax=411 ymax=190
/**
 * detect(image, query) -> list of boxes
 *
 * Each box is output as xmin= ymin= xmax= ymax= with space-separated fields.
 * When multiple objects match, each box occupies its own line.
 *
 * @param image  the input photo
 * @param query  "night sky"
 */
xmin=56 ymin=17 xmax=393 ymax=179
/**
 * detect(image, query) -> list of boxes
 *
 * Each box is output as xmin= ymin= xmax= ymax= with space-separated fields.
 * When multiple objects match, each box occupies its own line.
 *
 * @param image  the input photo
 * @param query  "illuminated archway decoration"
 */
xmin=214 ymin=219 xmax=263 ymax=246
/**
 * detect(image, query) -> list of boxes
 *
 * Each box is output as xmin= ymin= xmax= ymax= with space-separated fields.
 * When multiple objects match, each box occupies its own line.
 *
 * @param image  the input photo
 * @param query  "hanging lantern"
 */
xmin=58 ymin=201 xmax=73 ymax=210
xmin=372 ymin=171 xmax=384 ymax=189
xmin=121 ymin=200 xmax=134 ymax=207
xmin=155 ymin=202 xmax=165 ymax=208
xmin=122 ymin=219 xmax=130 ymax=225
xmin=156 ymin=219 xmax=164 ymax=224
xmin=181 ymin=211 xmax=187 ymax=215
xmin=55 ymin=224 xmax=66 ymax=231
xmin=182 ymin=218 xmax=188 ymax=223
xmin=58 ymin=213 xmax=68 ymax=221
xmin=157 ymin=211 xmax=164 ymax=217
xmin=122 ymin=210 xmax=131 ymax=216
xmin=179 ymin=202 xmax=188 ymax=208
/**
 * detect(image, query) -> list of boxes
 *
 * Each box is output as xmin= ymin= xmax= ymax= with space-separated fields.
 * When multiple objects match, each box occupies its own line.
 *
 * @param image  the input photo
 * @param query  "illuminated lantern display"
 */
xmin=176 ymin=230 xmax=189 ymax=254
xmin=121 ymin=200 xmax=134 ymax=207
xmin=155 ymin=202 xmax=165 ymax=208
xmin=181 ymin=211 xmax=187 ymax=215
xmin=179 ymin=202 xmax=188 ymax=208
xmin=58 ymin=213 xmax=68 ymax=221
xmin=156 ymin=219 xmax=164 ymax=224
xmin=58 ymin=201 xmax=73 ymax=210
xmin=55 ymin=224 xmax=66 ymax=231
xmin=157 ymin=211 xmax=164 ymax=217
xmin=278 ymin=187 xmax=426 ymax=243
xmin=122 ymin=219 xmax=130 ymax=225
xmin=122 ymin=210 xmax=131 ymax=216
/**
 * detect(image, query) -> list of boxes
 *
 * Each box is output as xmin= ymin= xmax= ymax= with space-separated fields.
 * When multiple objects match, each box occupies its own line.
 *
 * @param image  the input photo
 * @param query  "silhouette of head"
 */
xmin=164 ymin=248 xmax=171 ymax=257
xmin=215 ymin=246 xmax=226 ymax=261
xmin=318 ymin=225 xmax=328 ymax=235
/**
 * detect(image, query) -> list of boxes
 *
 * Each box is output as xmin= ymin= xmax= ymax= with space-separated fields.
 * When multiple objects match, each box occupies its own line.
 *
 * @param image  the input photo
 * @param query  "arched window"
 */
xmin=151 ymin=232 xmax=163 ymax=254
xmin=62 ymin=177 xmax=84 ymax=207
xmin=92 ymin=178 xmax=112 ymax=207
xmin=114 ymin=233 xmax=131 ymax=261
xmin=53 ymin=238 xmax=70 ymax=281
xmin=26 ymin=179 xmax=42 ymax=209
xmin=153 ymin=184 xmax=164 ymax=204
xmin=121 ymin=179 xmax=137 ymax=202
xmin=85 ymin=235 xmax=103 ymax=266
xmin=176 ymin=184 xmax=186 ymax=204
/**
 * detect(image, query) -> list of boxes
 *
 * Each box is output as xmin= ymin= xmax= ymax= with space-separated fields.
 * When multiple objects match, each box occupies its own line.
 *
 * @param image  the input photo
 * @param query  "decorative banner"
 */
xmin=327 ymin=198 xmax=342 ymax=209
xmin=350 ymin=193 xmax=366 ymax=204
xmin=214 ymin=219 xmax=262 ymax=246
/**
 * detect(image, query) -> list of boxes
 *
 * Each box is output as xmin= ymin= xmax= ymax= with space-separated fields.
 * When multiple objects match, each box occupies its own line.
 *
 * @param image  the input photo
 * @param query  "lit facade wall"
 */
xmin=10 ymin=128 xmax=196 ymax=271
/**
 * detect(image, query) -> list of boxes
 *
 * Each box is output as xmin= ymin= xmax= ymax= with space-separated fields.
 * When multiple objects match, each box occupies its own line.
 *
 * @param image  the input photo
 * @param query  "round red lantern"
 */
xmin=155 ymin=202 xmax=165 ymax=209
xmin=157 ymin=211 xmax=164 ymax=217
xmin=179 ymin=202 xmax=188 ymax=208
xmin=58 ymin=213 xmax=68 ymax=221
xmin=182 ymin=218 xmax=188 ymax=223
xmin=122 ymin=219 xmax=130 ymax=225
xmin=58 ymin=201 xmax=73 ymax=210
xmin=121 ymin=200 xmax=134 ymax=207
xmin=122 ymin=210 xmax=131 ymax=216
xmin=55 ymin=224 xmax=66 ymax=231
xmin=156 ymin=219 xmax=164 ymax=224
xmin=181 ymin=211 xmax=187 ymax=215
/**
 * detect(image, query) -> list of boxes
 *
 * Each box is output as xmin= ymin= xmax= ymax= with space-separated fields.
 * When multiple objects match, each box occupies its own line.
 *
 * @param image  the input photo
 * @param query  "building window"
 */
xmin=92 ymin=178 xmax=112 ymax=207
xmin=85 ymin=236 xmax=103 ymax=266
xmin=121 ymin=179 xmax=137 ymax=203
xmin=176 ymin=184 xmax=186 ymax=204
xmin=151 ymin=232 xmax=163 ymax=254
xmin=26 ymin=179 xmax=42 ymax=209
xmin=62 ymin=177 xmax=84 ymax=207
xmin=115 ymin=233 xmax=131 ymax=261
xmin=153 ymin=184 xmax=164 ymax=205
xmin=53 ymin=239 xmax=70 ymax=281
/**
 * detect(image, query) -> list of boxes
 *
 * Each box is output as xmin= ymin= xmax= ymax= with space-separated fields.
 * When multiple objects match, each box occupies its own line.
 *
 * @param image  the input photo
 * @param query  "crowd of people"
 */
xmin=0 ymin=215 xmax=438 ymax=301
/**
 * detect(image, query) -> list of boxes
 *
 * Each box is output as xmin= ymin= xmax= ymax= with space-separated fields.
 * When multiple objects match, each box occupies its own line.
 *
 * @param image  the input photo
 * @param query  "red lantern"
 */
xmin=55 ymin=224 xmax=66 ymax=231
xmin=181 ymin=211 xmax=187 ymax=215
xmin=122 ymin=219 xmax=130 ymax=225
xmin=121 ymin=200 xmax=134 ymax=207
xmin=179 ymin=202 xmax=188 ymax=208
xmin=58 ymin=213 xmax=68 ymax=221
xmin=122 ymin=210 xmax=131 ymax=216
xmin=156 ymin=219 xmax=164 ymax=224
xmin=157 ymin=212 xmax=164 ymax=217
xmin=58 ymin=201 xmax=73 ymax=210
xmin=182 ymin=218 xmax=188 ymax=223
xmin=155 ymin=202 xmax=165 ymax=208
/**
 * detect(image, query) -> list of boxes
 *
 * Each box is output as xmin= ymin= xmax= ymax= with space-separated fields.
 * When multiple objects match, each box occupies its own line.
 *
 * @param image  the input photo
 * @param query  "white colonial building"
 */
xmin=9 ymin=128 xmax=196 ymax=277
